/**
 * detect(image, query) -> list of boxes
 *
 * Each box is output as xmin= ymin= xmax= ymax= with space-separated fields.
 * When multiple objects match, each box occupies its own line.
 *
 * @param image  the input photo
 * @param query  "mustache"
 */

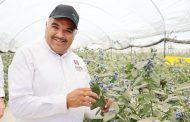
xmin=52 ymin=36 xmax=67 ymax=42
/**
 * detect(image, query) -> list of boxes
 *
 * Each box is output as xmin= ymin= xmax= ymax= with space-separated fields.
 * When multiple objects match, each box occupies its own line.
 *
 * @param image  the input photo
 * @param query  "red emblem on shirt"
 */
xmin=73 ymin=59 xmax=83 ymax=71
xmin=73 ymin=60 xmax=79 ymax=65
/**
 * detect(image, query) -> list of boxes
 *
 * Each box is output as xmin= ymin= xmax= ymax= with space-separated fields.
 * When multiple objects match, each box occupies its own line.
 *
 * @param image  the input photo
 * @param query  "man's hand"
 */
xmin=0 ymin=97 xmax=5 ymax=118
xmin=101 ymin=98 xmax=112 ymax=113
xmin=67 ymin=88 xmax=98 ymax=108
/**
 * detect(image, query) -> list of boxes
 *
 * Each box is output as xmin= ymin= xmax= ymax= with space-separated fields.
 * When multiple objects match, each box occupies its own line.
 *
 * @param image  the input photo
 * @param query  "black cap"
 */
xmin=49 ymin=4 xmax=79 ymax=29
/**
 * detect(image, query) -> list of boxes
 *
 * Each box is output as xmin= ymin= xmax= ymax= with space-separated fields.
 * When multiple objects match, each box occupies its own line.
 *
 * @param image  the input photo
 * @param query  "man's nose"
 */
xmin=57 ymin=30 xmax=66 ymax=38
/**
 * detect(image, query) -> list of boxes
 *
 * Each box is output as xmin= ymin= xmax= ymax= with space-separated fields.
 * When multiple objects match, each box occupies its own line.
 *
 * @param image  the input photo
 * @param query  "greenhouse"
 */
xmin=0 ymin=0 xmax=190 ymax=122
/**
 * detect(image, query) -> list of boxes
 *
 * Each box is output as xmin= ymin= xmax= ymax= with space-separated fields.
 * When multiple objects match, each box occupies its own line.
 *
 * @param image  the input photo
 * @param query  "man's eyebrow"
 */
xmin=51 ymin=22 xmax=59 ymax=26
xmin=50 ymin=21 xmax=75 ymax=30
xmin=67 ymin=27 xmax=75 ymax=31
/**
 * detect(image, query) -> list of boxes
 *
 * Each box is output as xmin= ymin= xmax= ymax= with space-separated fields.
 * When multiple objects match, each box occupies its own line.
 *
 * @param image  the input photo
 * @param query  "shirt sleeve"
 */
xmin=0 ymin=56 xmax=5 ymax=97
xmin=8 ymin=49 xmax=68 ymax=119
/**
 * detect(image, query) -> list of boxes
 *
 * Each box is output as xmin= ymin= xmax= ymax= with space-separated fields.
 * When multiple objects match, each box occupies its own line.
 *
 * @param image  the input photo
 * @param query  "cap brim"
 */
xmin=51 ymin=15 xmax=78 ymax=29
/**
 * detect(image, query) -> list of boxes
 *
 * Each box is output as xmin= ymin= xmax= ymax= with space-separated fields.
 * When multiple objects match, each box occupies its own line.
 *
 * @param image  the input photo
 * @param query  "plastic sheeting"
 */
xmin=0 ymin=0 xmax=190 ymax=51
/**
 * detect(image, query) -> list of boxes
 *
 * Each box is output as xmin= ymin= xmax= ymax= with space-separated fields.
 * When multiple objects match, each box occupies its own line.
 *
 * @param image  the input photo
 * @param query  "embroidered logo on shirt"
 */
xmin=75 ymin=66 xmax=83 ymax=71
xmin=73 ymin=59 xmax=83 ymax=71
xmin=73 ymin=59 xmax=79 ymax=65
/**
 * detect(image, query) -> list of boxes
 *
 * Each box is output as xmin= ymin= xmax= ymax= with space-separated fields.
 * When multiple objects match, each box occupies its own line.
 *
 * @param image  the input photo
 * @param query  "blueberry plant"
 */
xmin=77 ymin=49 xmax=190 ymax=122
xmin=1 ymin=49 xmax=190 ymax=122
xmin=1 ymin=52 xmax=14 ymax=104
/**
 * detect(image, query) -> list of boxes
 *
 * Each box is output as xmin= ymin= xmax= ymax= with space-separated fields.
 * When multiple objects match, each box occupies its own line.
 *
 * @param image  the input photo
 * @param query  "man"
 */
xmin=0 ymin=56 xmax=5 ymax=118
xmin=8 ymin=4 xmax=111 ymax=122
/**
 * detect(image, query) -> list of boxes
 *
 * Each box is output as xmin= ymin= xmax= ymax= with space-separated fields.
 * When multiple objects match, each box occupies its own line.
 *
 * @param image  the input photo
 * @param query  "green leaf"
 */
xmin=103 ymin=112 xmax=116 ymax=122
xmin=136 ymin=61 xmax=148 ymax=70
xmin=137 ymin=117 xmax=159 ymax=122
xmin=129 ymin=114 xmax=140 ymax=120
xmin=142 ymin=103 xmax=151 ymax=114
xmin=91 ymin=96 xmax=106 ymax=110
xmin=150 ymin=73 xmax=160 ymax=84
xmin=157 ymin=103 xmax=171 ymax=113
xmin=164 ymin=95 xmax=188 ymax=103
xmin=162 ymin=120 xmax=170 ymax=122
xmin=122 ymin=91 xmax=131 ymax=101
xmin=112 ymin=102 xmax=120 ymax=113
xmin=131 ymin=70 xmax=138 ymax=78
xmin=125 ymin=64 xmax=134 ymax=74
xmin=111 ymin=87 xmax=123 ymax=92
xmin=132 ymin=76 xmax=143 ymax=87
xmin=125 ymin=107 xmax=132 ymax=113
xmin=175 ymin=82 xmax=190 ymax=91
xmin=154 ymin=90 xmax=167 ymax=96
xmin=143 ymin=94 xmax=153 ymax=102
xmin=134 ymin=83 xmax=148 ymax=90
xmin=95 ymin=107 xmax=102 ymax=116
xmin=91 ymin=82 xmax=101 ymax=95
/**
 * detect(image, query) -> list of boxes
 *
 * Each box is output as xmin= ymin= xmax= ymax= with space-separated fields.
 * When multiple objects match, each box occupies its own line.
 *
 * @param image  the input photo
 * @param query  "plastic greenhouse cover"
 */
xmin=0 ymin=0 xmax=190 ymax=52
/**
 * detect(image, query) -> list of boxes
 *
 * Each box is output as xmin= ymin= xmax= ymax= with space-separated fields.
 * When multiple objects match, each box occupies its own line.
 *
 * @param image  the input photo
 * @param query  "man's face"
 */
xmin=45 ymin=18 xmax=77 ymax=55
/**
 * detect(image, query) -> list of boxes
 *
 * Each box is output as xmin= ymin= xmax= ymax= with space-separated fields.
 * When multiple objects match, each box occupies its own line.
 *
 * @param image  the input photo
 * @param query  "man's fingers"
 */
xmin=84 ymin=96 xmax=96 ymax=103
xmin=77 ymin=88 xmax=91 ymax=91
xmin=105 ymin=99 xmax=112 ymax=108
xmin=0 ymin=108 xmax=4 ymax=118
xmin=101 ymin=99 xmax=112 ymax=113
xmin=79 ymin=96 xmax=96 ymax=104
xmin=81 ymin=101 xmax=91 ymax=107
xmin=75 ymin=88 xmax=99 ymax=99
xmin=76 ymin=96 xmax=95 ymax=107
xmin=84 ymin=91 xmax=98 ymax=99
xmin=76 ymin=88 xmax=98 ymax=99
xmin=67 ymin=88 xmax=99 ymax=108
xmin=0 ymin=99 xmax=5 ymax=118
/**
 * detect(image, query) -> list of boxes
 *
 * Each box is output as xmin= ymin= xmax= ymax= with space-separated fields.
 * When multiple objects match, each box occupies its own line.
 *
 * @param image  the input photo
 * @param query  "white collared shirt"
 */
xmin=8 ymin=40 xmax=101 ymax=122
xmin=0 ymin=56 xmax=5 ymax=97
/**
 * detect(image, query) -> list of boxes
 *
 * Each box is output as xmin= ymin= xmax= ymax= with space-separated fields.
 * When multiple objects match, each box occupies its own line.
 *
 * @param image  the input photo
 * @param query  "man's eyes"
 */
xmin=51 ymin=25 xmax=74 ymax=34
xmin=66 ymin=29 xmax=74 ymax=33
xmin=51 ymin=25 xmax=59 ymax=29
